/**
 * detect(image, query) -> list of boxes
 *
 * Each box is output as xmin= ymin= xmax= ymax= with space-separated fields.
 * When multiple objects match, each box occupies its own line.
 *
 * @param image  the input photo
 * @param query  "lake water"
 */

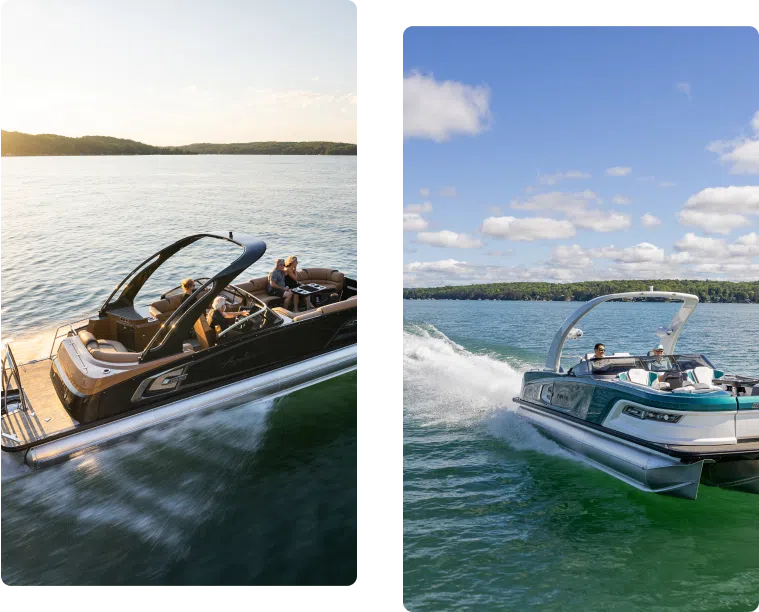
xmin=0 ymin=155 xmax=356 ymax=585
xmin=404 ymin=299 xmax=759 ymax=612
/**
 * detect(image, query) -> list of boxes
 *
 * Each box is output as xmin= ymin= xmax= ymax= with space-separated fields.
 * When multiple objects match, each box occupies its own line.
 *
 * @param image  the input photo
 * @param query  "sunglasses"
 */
xmin=597 ymin=349 xmax=606 ymax=353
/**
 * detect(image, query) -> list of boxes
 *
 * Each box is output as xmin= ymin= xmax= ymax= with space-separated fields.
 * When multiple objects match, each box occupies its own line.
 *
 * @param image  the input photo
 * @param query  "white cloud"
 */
xmin=416 ymin=230 xmax=483 ymax=249
xmin=440 ymin=186 xmax=457 ymax=197
xmin=674 ymin=233 xmax=726 ymax=257
xmin=641 ymin=213 xmax=661 ymax=227
xmin=734 ymin=231 xmax=759 ymax=256
xmin=678 ymin=210 xmax=749 ymax=235
xmin=480 ymin=216 xmax=576 ymax=241
xmin=404 ymin=202 xmax=433 ymax=214
xmin=549 ymin=244 xmax=593 ymax=268
xmin=572 ymin=210 xmax=632 ymax=232
xmin=538 ymin=170 xmax=591 ymax=185
xmin=599 ymin=242 xmax=666 ymax=264
xmin=510 ymin=190 xmax=600 ymax=214
xmin=404 ymin=71 xmax=491 ymax=142
xmin=419 ymin=187 xmax=430 ymax=197
xmin=404 ymin=213 xmax=429 ymax=232
xmin=706 ymin=110 xmax=759 ymax=174
xmin=612 ymin=195 xmax=631 ymax=205
xmin=675 ymin=82 xmax=692 ymax=100
xmin=605 ymin=166 xmax=632 ymax=177
xmin=678 ymin=186 xmax=759 ymax=234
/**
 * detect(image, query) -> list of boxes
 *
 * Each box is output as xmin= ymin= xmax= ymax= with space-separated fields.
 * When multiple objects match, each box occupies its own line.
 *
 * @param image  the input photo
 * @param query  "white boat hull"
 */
xmin=515 ymin=401 xmax=705 ymax=500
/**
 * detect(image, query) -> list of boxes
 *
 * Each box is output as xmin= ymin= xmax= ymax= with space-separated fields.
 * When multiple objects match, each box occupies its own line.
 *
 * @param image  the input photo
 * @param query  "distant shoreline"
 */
xmin=1 ymin=130 xmax=357 ymax=157
xmin=403 ymin=280 xmax=759 ymax=304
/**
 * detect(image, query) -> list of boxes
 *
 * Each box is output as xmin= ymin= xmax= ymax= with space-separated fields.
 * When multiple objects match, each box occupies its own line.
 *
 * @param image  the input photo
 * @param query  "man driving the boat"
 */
xmin=207 ymin=296 xmax=248 ymax=333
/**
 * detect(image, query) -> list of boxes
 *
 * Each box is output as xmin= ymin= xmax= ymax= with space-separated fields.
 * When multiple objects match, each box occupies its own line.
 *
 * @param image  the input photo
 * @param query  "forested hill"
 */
xmin=403 ymin=280 xmax=759 ymax=304
xmin=0 ymin=130 xmax=357 ymax=156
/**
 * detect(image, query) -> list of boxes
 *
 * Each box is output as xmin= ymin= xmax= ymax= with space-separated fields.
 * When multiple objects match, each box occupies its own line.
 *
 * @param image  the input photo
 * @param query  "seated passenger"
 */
xmin=593 ymin=343 xmax=606 ymax=359
xmin=180 ymin=278 xmax=196 ymax=305
xmin=267 ymin=258 xmax=294 ymax=310
xmin=284 ymin=255 xmax=306 ymax=311
xmin=207 ymin=296 xmax=248 ymax=333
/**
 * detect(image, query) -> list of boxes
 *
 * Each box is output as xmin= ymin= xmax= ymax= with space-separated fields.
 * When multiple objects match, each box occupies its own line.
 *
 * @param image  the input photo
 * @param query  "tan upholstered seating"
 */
xmin=78 ymin=330 xmax=129 ymax=354
xmin=291 ymin=295 xmax=356 ymax=322
xmin=149 ymin=294 xmax=184 ymax=322
xmin=296 ymin=268 xmax=344 ymax=294
xmin=193 ymin=313 xmax=217 ymax=350
xmin=236 ymin=277 xmax=284 ymax=307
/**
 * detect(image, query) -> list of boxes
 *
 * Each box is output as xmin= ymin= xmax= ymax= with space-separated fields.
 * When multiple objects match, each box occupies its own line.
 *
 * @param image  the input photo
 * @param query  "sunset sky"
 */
xmin=1 ymin=0 xmax=357 ymax=144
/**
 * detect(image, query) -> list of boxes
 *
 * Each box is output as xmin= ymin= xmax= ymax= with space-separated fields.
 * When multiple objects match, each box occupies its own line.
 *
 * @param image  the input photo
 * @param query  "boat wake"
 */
xmin=403 ymin=323 xmax=570 ymax=458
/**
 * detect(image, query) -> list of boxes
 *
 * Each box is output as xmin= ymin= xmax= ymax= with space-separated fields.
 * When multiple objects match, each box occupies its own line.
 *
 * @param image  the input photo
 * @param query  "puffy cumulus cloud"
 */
xmin=674 ymin=233 xmax=725 ymax=257
xmin=572 ymin=210 xmax=632 ymax=232
xmin=678 ymin=186 xmax=759 ymax=234
xmin=707 ymin=110 xmax=759 ymax=174
xmin=612 ymin=195 xmax=631 ymax=205
xmin=440 ymin=186 xmax=457 ymax=197
xmin=598 ymin=242 xmax=666 ymax=264
xmin=404 ymin=71 xmax=491 ymax=142
xmin=510 ymin=190 xmax=600 ymax=214
xmin=416 ymin=230 xmax=483 ymax=249
xmin=678 ymin=210 xmax=749 ymax=235
xmin=480 ymin=216 xmax=576 ymax=241
xmin=509 ymin=190 xmax=630 ymax=233
xmin=403 ymin=259 xmax=588 ymax=287
xmin=734 ymin=232 xmax=759 ymax=256
xmin=403 ymin=212 xmax=429 ymax=232
xmin=404 ymin=202 xmax=433 ymax=214
xmin=641 ymin=213 xmax=661 ymax=227
xmin=605 ymin=166 xmax=632 ymax=177
xmin=549 ymin=244 xmax=594 ymax=269
xmin=538 ymin=170 xmax=591 ymax=186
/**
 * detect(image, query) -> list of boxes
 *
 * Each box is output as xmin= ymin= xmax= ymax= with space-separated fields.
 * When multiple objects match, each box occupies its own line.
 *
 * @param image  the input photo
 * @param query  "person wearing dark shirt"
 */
xmin=179 ymin=278 xmax=195 ymax=306
xmin=207 ymin=296 xmax=248 ymax=333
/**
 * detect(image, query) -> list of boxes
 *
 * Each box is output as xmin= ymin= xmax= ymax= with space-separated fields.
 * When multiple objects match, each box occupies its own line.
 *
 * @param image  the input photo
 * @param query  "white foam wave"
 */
xmin=404 ymin=323 xmax=570 ymax=458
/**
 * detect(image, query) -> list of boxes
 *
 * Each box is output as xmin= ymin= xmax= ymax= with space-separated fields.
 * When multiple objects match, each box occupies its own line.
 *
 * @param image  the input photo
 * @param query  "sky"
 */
xmin=1 ymin=0 xmax=356 ymax=144
xmin=403 ymin=27 xmax=759 ymax=287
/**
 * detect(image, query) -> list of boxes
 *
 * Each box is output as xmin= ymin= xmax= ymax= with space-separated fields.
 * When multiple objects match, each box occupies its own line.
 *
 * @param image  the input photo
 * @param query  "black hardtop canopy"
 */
xmin=99 ymin=232 xmax=267 ymax=362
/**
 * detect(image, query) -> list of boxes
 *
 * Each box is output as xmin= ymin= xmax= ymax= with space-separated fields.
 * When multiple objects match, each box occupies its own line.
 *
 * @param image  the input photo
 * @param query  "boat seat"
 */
xmin=78 ymin=330 xmax=129 ymax=354
xmin=297 ymin=268 xmax=345 ymax=294
xmin=235 ymin=278 xmax=283 ymax=308
xmin=624 ymin=368 xmax=658 ymax=387
xmin=193 ymin=313 xmax=217 ymax=350
xmin=149 ymin=294 xmax=184 ymax=323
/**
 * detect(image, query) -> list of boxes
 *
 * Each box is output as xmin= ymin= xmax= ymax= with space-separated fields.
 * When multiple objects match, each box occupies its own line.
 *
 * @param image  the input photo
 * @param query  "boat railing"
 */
xmin=1 ymin=343 xmax=32 ymax=417
xmin=49 ymin=319 xmax=91 ymax=364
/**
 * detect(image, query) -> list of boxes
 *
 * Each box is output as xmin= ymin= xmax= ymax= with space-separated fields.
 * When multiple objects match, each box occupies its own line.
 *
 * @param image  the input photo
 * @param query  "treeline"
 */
xmin=1 ymin=130 xmax=357 ymax=156
xmin=403 ymin=280 xmax=759 ymax=303
xmin=0 ymin=131 xmax=188 ymax=156
xmin=175 ymin=141 xmax=357 ymax=155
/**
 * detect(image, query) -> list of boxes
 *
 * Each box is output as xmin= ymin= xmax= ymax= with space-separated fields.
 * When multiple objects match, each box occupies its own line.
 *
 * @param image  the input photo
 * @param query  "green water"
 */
xmin=404 ymin=300 xmax=759 ymax=611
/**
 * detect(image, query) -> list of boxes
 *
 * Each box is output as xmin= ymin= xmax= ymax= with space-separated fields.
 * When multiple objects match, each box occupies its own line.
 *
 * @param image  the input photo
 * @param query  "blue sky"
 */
xmin=1 ymin=0 xmax=356 ymax=144
xmin=403 ymin=27 xmax=759 ymax=287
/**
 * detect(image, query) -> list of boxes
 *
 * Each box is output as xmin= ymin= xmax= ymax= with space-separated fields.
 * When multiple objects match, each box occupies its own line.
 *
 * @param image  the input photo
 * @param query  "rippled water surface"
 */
xmin=1 ymin=156 xmax=356 ymax=585
xmin=404 ymin=299 xmax=759 ymax=612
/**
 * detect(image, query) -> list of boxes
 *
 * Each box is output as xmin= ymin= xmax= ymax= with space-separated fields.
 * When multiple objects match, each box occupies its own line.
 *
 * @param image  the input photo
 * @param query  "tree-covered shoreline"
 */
xmin=403 ymin=280 xmax=759 ymax=303
xmin=1 ymin=130 xmax=357 ymax=156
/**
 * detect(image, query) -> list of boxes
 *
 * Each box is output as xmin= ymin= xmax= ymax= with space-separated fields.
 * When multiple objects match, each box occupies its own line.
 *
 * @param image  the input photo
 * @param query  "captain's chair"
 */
xmin=193 ymin=314 xmax=217 ymax=350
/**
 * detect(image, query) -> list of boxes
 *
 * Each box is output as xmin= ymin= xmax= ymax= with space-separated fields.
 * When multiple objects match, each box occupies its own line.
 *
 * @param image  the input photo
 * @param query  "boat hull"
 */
xmin=10 ymin=345 xmax=356 ymax=471
xmin=514 ymin=399 xmax=705 ymax=499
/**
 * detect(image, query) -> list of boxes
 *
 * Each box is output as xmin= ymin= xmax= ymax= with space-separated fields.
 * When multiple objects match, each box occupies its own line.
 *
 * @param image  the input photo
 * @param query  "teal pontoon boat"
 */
xmin=513 ymin=291 xmax=759 ymax=500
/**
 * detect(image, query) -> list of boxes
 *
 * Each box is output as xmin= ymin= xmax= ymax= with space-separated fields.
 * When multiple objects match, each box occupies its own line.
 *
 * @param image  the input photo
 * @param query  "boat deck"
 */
xmin=1 ymin=359 xmax=79 ymax=449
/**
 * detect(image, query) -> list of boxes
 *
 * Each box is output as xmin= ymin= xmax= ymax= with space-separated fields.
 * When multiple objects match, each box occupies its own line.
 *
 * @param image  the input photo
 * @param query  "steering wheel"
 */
xmin=217 ymin=306 xmax=268 ymax=339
